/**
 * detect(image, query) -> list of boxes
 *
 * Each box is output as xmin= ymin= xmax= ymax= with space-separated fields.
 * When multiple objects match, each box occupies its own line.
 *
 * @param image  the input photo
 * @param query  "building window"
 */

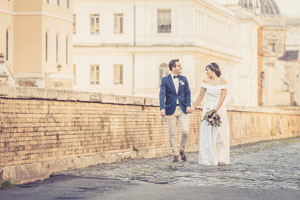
xmin=260 ymin=71 xmax=265 ymax=89
xmin=57 ymin=0 xmax=60 ymax=6
xmin=45 ymin=32 xmax=48 ymax=62
xmin=90 ymin=64 xmax=100 ymax=84
xmin=270 ymin=43 xmax=276 ymax=52
xmin=56 ymin=34 xmax=59 ymax=63
xmin=157 ymin=9 xmax=171 ymax=33
xmin=6 ymin=29 xmax=9 ymax=61
xmin=67 ymin=0 xmax=70 ymax=9
xmin=114 ymin=14 xmax=123 ymax=34
xmin=66 ymin=36 xmax=68 ymax=64
xmin=114 ymin=64 xmax=123 ymax=84
xmin=73 ymin=14 xmax=76 ymax=34
xmin=90 ymin=14 xmax=100 ymax=34
xmin=159 ymin=63 xmax=169 ymax=84
xmin=73 ymin=64 xmax=76 ymax=84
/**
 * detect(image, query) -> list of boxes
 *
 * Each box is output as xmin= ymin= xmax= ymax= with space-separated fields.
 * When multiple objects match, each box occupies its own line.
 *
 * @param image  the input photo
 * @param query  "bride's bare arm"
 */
xmin=192 ymin=87 xmax=206 ymax=110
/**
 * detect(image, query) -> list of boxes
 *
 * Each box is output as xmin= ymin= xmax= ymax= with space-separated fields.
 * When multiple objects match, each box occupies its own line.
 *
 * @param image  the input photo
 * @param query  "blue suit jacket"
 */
xmin=159 ymin=74 xmax=191 ymax=115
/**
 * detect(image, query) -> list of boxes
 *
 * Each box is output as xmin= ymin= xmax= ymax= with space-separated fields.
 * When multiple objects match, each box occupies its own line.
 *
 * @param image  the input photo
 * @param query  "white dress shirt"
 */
xmin=171 ymin=73 xmax=179 ymax=104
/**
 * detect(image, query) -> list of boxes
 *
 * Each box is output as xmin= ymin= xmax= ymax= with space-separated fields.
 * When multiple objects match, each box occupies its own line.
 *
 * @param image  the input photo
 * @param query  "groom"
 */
xmin=159 ymin=59 xmax=192 ymax=162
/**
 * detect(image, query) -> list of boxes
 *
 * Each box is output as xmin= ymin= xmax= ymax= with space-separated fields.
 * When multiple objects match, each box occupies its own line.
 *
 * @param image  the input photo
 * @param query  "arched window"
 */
xmin=159 ymin=63 xmax=169 ymax=85
xmin=45 ymin=32 xmax=48 ymax=62
xmin=6 ymin=29 xmax=9 ymax=61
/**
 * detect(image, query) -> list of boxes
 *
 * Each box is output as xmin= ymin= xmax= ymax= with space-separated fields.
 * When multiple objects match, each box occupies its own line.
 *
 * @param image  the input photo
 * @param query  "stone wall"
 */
xmin=0 ymin=86 xmax=300 ymax=185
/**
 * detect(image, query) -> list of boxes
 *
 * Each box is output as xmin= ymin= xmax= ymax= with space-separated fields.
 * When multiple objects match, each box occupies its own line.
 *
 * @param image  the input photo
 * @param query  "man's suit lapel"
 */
xmin=168 ymin=74 xmax=176 ymax=94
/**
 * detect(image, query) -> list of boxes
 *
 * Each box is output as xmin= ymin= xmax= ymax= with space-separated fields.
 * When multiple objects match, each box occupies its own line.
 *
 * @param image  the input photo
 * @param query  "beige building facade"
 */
xmin=72 ymin=0 xmax=263 ymax=107
xmin=0 ymin=0 xmax=15 ymax=85
xmin=237 ymin=0 xmax=300 ymax=106
xmin=1 ymin=0 xmax=300 ymax=107
xmin=0 ymin=0 xmax=73 ymax=88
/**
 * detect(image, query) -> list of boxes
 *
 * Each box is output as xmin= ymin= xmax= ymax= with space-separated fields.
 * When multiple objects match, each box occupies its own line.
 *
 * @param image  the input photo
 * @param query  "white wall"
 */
xmin=135 ymin=1 xmax=192 ymax=46
xmin=286 ymin=26 xmax=300 ymax=50
xmin=238 ymin=20 xmax=259 ymax=106
xmin=72 ymin=0 xmax=259 ymax=107
xmin=73 ymin=51 xmax=133 ymax=95
xmin=73 ymin=0 xmax=134 ymax=46
xmin=131 ymin=53 xmax=194 ymax=98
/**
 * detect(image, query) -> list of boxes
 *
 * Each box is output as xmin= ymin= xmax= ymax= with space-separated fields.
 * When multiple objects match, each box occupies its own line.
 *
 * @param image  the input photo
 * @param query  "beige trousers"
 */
xmin=166 ymin=106 xmax=189 ymax=156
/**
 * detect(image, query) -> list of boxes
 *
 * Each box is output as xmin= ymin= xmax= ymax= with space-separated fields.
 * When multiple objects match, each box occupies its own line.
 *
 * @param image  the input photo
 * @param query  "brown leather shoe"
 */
xmin=180 ymin=150 xmax=187 ymax=161
xmin=173 ymin=155 xmax=179 ymax=162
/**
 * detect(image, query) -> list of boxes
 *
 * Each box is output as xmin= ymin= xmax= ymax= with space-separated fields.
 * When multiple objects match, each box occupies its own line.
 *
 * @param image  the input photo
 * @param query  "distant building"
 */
xmin=1 ymin=0 xmax=300 ymax=107
xmin=0 ymin=0 xmax=73 ymax=89
xmin=238 ymin=0 xmax=300 ymax=106
xmin=72 ymin=0 xmax=261 ymax=107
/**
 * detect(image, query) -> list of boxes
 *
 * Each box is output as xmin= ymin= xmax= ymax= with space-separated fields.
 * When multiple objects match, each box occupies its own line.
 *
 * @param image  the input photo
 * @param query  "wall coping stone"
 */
xmin=0 ymin=86 xmax=300 ymax=115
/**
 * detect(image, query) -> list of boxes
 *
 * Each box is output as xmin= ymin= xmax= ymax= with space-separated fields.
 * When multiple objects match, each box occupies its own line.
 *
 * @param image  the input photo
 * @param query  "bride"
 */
xmin=192 ymin=63 xmax=230 ymax=166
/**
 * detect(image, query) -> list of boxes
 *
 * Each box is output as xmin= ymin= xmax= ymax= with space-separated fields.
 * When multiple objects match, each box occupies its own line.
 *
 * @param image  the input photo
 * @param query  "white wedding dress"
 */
xmin=198 ymin=83 xmax=230 ymax=165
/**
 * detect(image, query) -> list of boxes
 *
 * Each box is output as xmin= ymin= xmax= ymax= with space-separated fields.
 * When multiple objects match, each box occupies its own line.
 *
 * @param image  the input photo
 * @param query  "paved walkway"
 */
xmin=0 ymin=137 xmax=300 ymax=200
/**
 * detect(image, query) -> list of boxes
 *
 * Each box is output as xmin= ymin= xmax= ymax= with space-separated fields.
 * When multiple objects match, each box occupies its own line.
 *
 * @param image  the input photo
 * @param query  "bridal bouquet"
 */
xmin=201 ymin=109 xmax=222 ymax=127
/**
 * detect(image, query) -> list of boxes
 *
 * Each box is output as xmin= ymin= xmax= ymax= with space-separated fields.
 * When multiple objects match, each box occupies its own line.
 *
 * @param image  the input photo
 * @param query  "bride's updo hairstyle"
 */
xmin=206 ymin=63 xmax=221 ymax=77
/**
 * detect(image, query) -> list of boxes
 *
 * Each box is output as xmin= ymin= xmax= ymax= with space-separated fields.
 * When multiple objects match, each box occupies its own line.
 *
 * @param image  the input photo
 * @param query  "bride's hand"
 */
xmin=192 ymin=106 xmax=196 ymax=112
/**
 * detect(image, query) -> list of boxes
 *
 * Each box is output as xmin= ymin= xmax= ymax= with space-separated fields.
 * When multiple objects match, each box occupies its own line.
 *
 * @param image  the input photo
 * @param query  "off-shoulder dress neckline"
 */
xmin=201 ymin=83 xmax=226 ymax=87
xmin=201 ymin=82 xmax=227 ymax=89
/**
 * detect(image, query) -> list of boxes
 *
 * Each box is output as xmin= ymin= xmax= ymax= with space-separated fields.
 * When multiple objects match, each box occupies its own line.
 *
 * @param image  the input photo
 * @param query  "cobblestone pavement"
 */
xmin=1 ymin=138 xmax=300 ymax=200
xmin=63 ymin=137 xmax=300 ymax=190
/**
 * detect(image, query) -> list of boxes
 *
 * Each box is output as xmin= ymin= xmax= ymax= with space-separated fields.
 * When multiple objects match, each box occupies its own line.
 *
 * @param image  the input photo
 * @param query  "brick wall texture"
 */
xmin=0 ymin=86 xmax=300 ymax=185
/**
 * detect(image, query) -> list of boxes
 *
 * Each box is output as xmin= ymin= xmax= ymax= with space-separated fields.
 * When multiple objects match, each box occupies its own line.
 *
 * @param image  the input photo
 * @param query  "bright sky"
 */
xmin=214 ymin=0 xmax=300 ymax=16
xmin=275 ymin=0 xmax=300 ymax=16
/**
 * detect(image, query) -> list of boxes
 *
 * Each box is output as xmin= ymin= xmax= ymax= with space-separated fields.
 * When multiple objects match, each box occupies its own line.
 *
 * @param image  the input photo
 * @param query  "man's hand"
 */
xmin=160 ymin=109 xmax=166 ymax=117
xmin=187 ymin=106 xmax=193 ymax=114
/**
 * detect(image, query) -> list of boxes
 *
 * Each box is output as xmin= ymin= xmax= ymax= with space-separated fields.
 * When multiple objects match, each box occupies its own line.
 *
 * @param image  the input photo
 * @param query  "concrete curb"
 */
xmin=0 ymin=168 xmax=3 ymax=188
xmin=1 ymin=147 xmax=171 ymax=185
